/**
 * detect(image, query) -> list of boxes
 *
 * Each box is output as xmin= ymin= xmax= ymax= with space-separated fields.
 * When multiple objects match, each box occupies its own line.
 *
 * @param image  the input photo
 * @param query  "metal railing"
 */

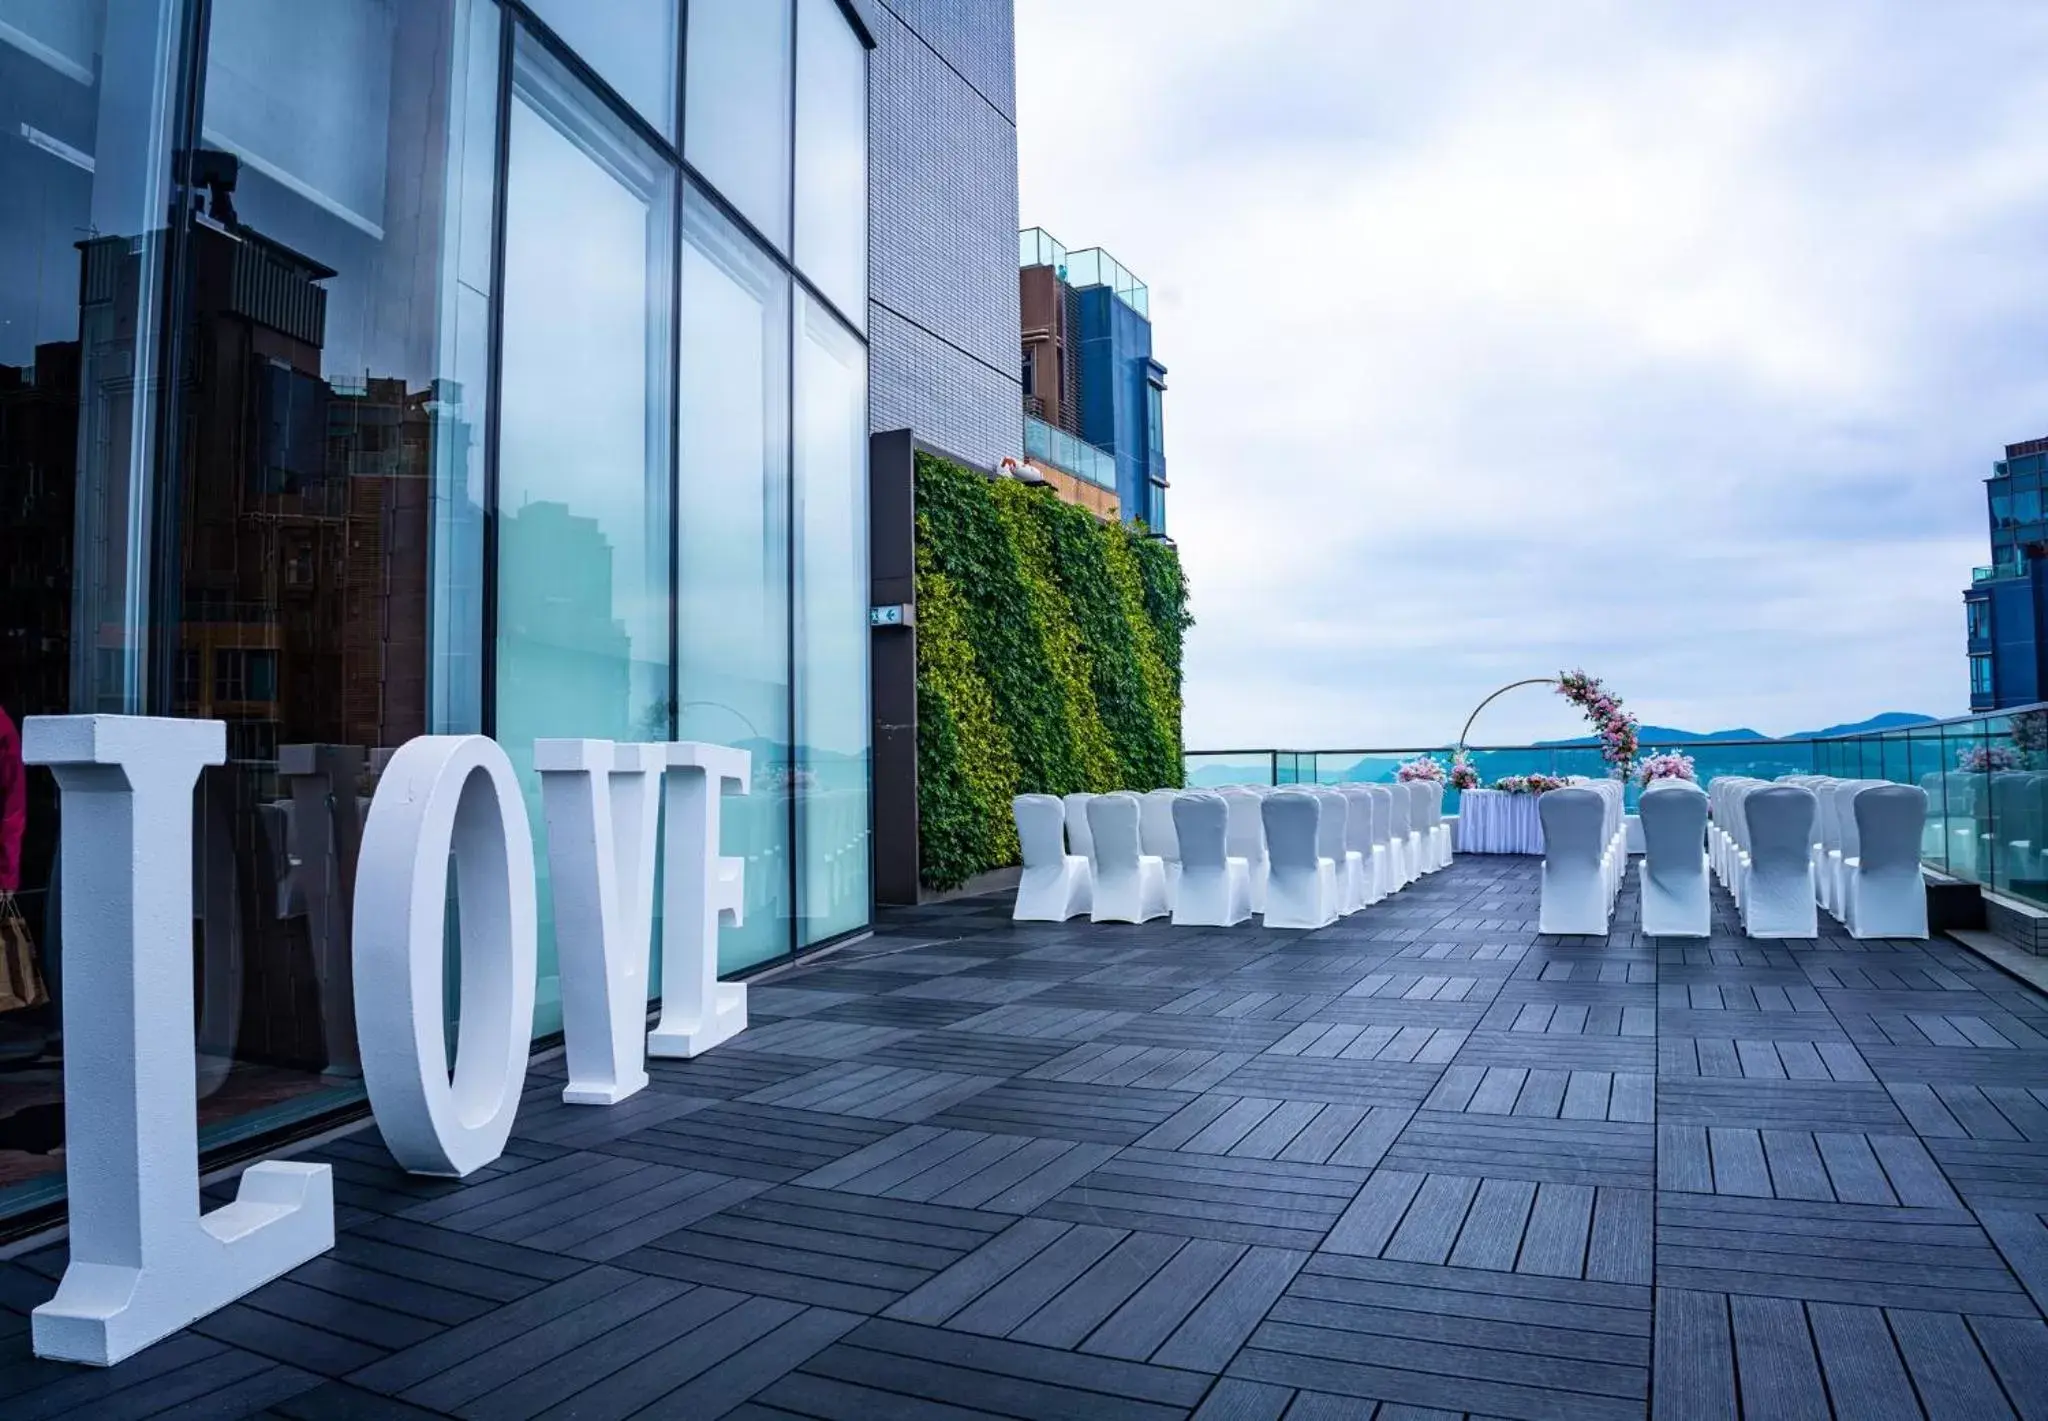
xmin=1186 ymin=702 xmax=2048 ymax=916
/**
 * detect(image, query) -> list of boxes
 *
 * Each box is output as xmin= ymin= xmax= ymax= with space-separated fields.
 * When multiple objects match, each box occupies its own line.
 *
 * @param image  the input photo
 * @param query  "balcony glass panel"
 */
xmin=1024 ymin=414 xmax=1117 ymax=490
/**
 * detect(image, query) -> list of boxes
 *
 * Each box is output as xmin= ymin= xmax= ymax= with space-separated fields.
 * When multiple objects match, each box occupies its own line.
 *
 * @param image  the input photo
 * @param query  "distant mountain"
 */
xmin=1184 ymin=713 xmax=1944 ymax=783
xmin=1784 ymin=712 xmax=1938 ymax=740
xmin=1538 ymin=712 xmax=1937 ymax=745
xmin=1540 ymin=725 xmax=1765 ymax=746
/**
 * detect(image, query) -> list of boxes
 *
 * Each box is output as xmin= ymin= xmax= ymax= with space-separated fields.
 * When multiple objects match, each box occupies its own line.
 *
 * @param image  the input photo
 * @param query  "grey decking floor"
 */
xmin=6 ymin=856 xmax=2048 ymax=1418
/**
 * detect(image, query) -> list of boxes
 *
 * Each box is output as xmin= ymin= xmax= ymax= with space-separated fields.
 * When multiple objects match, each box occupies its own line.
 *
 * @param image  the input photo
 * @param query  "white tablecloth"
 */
xmin=1456 ymin=789 xmax=1544 ymax=854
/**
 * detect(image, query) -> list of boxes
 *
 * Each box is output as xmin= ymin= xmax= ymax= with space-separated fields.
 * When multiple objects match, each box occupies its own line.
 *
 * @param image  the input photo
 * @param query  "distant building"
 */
xmin=1018 ymin=227 xmax=1169 ymax=531
xmin=1964 ymin=436 xmax=2048 ymax=709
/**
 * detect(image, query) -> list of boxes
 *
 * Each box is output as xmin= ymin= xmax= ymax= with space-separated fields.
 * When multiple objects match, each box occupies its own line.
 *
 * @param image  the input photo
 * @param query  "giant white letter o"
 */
xmin=353 ymin=736 xmax=537 ymax=1176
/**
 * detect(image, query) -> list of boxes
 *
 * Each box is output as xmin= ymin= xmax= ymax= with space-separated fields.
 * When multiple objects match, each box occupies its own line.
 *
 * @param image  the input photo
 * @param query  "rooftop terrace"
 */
xmin=6 ymin=859 xmax=2047 ymax=1418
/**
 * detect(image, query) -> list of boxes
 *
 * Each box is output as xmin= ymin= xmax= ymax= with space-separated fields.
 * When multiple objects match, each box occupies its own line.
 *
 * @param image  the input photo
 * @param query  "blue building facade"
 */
xmin=1965 ymin=437 xmax=2048 ymax=710
xmin=1074 ymin=286 xmax=1170 ymax=532
xmin=1018 ymin=228 xmax=1169 ymax=532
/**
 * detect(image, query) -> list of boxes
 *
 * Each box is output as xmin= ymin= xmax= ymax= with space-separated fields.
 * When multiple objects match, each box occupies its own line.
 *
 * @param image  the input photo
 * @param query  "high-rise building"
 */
xmin=1019 ymin=227 xmax=1169 ymax=532
xmin=1964 ymin=436 xmax=2048 ymax=710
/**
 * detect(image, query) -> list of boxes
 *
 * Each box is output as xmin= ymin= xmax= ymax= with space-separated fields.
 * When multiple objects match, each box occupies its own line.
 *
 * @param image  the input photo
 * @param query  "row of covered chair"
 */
xmin=1780 ymin=775 xmax=1930 ymax=938
xmin=1536 ymin=779 xmax=1628 ymax=934
xmin=1709 ymin=775 xmax=1927 ymax=938
xmin=1012 ymin=780 xmax=1451 ymax=927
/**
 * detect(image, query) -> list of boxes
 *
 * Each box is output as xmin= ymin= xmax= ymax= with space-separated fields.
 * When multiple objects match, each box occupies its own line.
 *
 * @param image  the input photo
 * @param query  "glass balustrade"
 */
xmin=1024 ymin=414 xmax=1118 ymax=489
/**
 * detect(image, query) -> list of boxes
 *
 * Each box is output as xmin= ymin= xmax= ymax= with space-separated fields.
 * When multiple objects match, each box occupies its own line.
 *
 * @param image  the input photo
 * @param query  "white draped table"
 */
xmin=1455 ymin=789 xmax=1545 ymax=854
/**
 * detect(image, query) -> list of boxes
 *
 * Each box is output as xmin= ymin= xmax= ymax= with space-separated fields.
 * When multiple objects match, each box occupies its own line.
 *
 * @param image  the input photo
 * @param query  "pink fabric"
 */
xmin=0 ymin=708 xmax=23 ymax=893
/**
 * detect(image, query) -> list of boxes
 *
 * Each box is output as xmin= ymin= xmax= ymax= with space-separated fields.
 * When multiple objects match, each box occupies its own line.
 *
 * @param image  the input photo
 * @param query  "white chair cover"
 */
xmin=1426 ymin=780 xmax=1453 ymax=870
xmin=1400 ymin=782 xmax=1430 ymax=885
xmin=1339 ymin=785 xmax=1385 ymax=905
xmin=1221 ymin=789 xmax=1270 ymax=912
xmin=1088 ymin=792 xmax=1169 ymax=924
xmin=1364 ymin=785 xmax=1397 ymax=898
xmin=1637 ymin=781 xmax=1709 ymax=937
xmin=1172 ymin=792 xmax=1252 ymax=926
xmin=1140 ymin=788 xmax=1183 ymax=909
xmin=1012 ymin=794 xmax=1092 ymax=921
xmin=1741 ymin=784 xmax=1817 ymax=938
xmin=1063 ymin=792 xmax=1097 ymax=863
xmin=1313 ymin=787 xmax=1365 ymax=914
xmin=1538 ymin=787 xmax=1610 ymax=935
xmin=1846 ymin=784 xmax=1929 ymax=939
xmin=1262 ymin=790 xmax=1336 ymax=929
xmin=1383 ymin=783 xmax=1412 ymax=887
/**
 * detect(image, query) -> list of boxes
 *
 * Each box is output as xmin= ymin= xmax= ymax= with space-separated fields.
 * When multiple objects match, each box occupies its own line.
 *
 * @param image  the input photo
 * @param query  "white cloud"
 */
xmin=1016 ymin=0 xmax=2048 ymax=747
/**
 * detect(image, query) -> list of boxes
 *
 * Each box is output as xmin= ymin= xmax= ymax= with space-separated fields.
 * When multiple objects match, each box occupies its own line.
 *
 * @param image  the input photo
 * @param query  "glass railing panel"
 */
xmin=1018 ymin=227 xmax=1065 ymax=269
xmin=1184 ymin=752 xmax=1274 ymax=788
xmin=1905 ymin=726 xmax=1949 ymax=875
xmin=1024 ymin=415 xmax=1117 ymax=490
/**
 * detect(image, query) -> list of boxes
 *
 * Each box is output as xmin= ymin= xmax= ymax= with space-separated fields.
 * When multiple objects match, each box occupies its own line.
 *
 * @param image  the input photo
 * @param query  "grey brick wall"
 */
xmin=869 ymin=306 xmax=1024 ymax=469
xmin=1986 ymin=892 xmax=2048 ymax=954
xmin=868 ymin=0 xmax=1020 ymax=471
xmin=871 ymin=0 xmax=1015 ymax=119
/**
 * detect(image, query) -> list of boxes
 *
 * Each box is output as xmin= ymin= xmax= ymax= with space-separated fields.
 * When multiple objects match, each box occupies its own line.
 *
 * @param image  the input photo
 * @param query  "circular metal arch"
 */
xmin=1457 ymin=677 xmax=1561 ymax=751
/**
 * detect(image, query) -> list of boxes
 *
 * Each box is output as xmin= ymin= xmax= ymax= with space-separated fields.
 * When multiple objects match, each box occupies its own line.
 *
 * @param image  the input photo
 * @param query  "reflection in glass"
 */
xmin=0 ymin=0 xmax=502 ymax=1222
xmin=794 ymin=0 xmax=867 ymax=324
xmin=678 ymin=187 xmax=793 ymax=973
xmin=497 ymin=35 xmax=675 ymax=1032
xmin=794 ymin=292 xmax=870 ymax=945
xmin=684 ymin=0 xmax=793 ymax=250
xmin=0 ymin=0 xmax=196 ymax=1217
xmin=521 ymin=0 xmax=677 ymax=137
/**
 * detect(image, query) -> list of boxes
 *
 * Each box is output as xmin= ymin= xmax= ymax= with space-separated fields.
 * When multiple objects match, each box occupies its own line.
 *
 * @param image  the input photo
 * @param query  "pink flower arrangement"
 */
xmin=1490 ymin=773 xmax=1566 ymax=795
xmin=1449 ymin=752 xmax=1481 ymax=790
xmin=1557 ymin=669 xmax=1639 ymax=778
xmin=2013 ymin=712 xmax=2048 ymax=757
xmin=1397 ymin=755 xmax=1447 ymax=783
xmin=1637 ymin=751 xmax=1697 ymax=785
xmin=1960 ymin=744 xmax=2022 ymax=773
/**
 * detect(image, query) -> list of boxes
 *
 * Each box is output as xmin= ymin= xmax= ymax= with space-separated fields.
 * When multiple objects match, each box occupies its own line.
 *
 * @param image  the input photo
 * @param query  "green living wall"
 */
xmin=915 ymin=451 xmax=1192 ymax=890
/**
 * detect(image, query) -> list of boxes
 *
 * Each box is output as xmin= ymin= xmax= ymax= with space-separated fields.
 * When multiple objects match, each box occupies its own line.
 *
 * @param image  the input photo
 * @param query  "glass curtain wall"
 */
xmin=0 ymin=0 xmax=195 ymax=1216
xmin=794 ymin=0 xmax=866 ymax=326
xmin=0 ymin=0 xmax=504 ymax=1221
xmin=0 ymin=0 xmax=873 ymax=1229
xmin=677 ymin=186 xmax=792 ymax=974
xmin=684 ymin=0 xmax=793 ymax=251
xmin=494 ymin=32 xmax=676 ymax=1034
xmin=795 ymin=293 xmax=870 ymax=945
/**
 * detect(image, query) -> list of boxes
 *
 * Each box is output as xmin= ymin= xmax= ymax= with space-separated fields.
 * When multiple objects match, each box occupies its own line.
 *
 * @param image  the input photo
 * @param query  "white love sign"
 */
xmin=650 ymin=742 xmax=752 ymax=1057
xmin=23 ymin=716 xmax=335 ymax=1367
xmin=22 ymin=716 xmax=753 ymax=1365
xmin=537 ymin=739 xmax=663 ymax=1104
xmin=351 ymin=734 xmax=539 ymax=1177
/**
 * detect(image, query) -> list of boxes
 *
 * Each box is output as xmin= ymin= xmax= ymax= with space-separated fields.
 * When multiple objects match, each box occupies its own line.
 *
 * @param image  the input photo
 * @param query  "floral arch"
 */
xmin=1447 ymin=669 xmax=1641 ymax=789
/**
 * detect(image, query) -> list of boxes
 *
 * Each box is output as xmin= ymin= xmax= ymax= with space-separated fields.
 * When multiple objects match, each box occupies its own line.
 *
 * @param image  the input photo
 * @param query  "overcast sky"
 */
xmin=1015 ymin=0 xmax=2048 ymax=747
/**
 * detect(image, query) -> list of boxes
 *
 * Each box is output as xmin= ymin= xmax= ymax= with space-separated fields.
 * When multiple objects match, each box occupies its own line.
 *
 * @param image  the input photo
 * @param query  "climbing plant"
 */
xmin=914 ymin=452 xmax=1192 ymax=889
